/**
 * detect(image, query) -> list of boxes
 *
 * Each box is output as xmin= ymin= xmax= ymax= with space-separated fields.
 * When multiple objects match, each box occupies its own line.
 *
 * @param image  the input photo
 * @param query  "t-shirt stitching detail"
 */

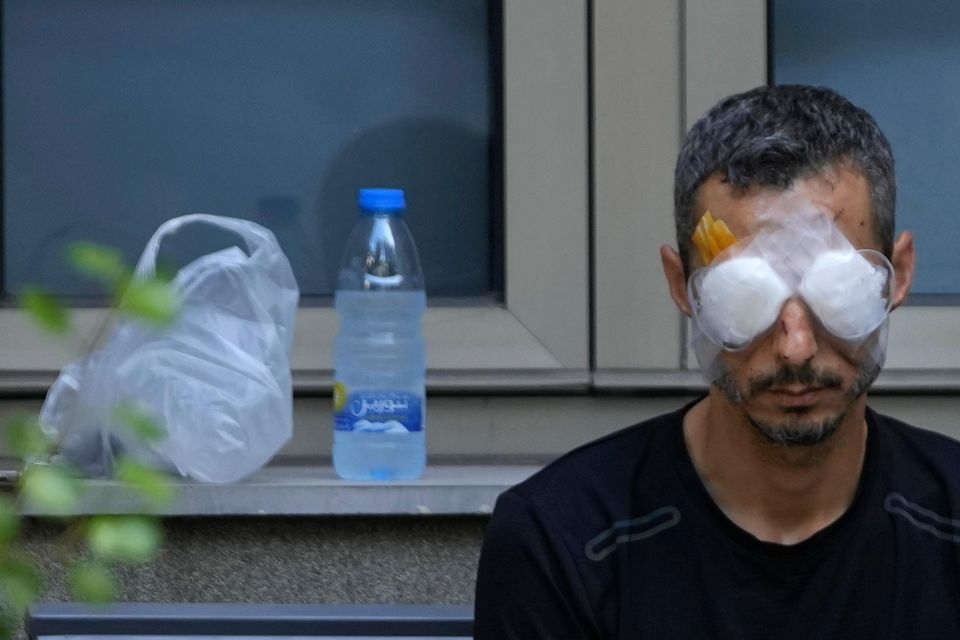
xmin=884 ymin=492 xmax=960 ymax=544
xmin=584 ymin=505 xmax=682 ymax=562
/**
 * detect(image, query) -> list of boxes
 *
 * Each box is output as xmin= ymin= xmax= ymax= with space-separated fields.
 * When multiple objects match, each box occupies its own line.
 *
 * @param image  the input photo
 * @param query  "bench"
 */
xmin=26 ymin=602 xmax=473 ymax=639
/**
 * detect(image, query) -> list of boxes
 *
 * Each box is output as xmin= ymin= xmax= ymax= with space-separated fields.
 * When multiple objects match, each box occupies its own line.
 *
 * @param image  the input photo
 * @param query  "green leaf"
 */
xmin=0 ymin=497 xmax=19 ymax=546
xmin=87 ymin=515 xmax=162 ymax=563
xmin=69 ymin=561 xmax=115 ymax=604
xmin=112 ymin=404 xmax=167 ymax=443
xmin=115 ymin=458 xmax=175 ymax=507
xmin=153 ymin=262 xmax=178 ymax=285
xmin=4 ymin=413 xmax=51 ymax=459
xmin=0 ymin=555 xmax=42 ymax=613
xmin=21 ymin=464 xmax=83 ymax=514
xmin=116 ymin=280 xmax=179 ymax=326
xmin=67 ymin=242 xmax=128 ymax=284
xmin=19 ymin=287 xmax=71 ymax=335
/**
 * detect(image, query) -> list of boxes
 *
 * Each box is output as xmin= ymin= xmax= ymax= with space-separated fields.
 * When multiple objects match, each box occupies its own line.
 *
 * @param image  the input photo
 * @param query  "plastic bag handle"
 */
xmin=134 ymin=214 xmax=276 ymax=279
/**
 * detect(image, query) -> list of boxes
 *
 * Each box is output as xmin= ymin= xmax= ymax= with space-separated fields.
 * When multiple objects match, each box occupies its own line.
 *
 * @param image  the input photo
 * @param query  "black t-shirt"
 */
xmin=474 ymin=403 xmax=960 ymax=638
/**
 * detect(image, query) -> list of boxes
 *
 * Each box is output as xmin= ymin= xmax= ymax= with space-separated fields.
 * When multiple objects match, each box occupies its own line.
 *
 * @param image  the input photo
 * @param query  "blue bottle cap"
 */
xmin=358 ymin=188 xmax=406 ymax=214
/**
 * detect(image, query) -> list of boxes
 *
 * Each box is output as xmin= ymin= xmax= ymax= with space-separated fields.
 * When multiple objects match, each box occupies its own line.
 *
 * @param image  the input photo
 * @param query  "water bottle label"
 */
xmin=334 ymin=385 xmax=423 ymax=433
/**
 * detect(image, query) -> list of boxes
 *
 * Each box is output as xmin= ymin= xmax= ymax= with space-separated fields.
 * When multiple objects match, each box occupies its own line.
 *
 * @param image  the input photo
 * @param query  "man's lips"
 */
xmin=766 ymin=386 xmax=826 ymax=406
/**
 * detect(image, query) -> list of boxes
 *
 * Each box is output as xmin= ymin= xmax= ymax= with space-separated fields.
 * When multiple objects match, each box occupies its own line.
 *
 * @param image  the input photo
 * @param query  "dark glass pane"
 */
xmin=3 ymin=0 xmax=499 ymax=299
xmin=773 ymin=0 xmax=960 ymax=296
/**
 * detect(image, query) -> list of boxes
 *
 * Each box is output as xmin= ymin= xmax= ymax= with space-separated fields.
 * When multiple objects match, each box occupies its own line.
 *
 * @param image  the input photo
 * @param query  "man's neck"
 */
xmin=683 ymin=393 xmax=869 ymax=545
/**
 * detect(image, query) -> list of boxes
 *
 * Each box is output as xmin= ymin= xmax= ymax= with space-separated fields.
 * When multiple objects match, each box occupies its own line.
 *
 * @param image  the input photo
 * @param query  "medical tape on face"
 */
xmin=686 ymin=196 xmax=894 ymax=383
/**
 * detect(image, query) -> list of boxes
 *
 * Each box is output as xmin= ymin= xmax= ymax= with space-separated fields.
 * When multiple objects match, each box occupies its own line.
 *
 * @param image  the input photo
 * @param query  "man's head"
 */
xmin=661 ymin=85 xmax=915 ymax=448
xmin=674 ymin=85 xmax=895 ymax=276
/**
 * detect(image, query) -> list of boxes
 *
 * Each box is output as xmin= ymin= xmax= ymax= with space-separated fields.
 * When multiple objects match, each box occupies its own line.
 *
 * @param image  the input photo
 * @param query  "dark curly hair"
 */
xmin=674 ymin=85 xmax=895 ymax=274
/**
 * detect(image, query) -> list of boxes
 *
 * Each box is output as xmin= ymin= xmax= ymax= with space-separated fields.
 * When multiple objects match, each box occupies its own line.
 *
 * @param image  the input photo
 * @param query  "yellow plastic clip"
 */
xmin=691 ymin=211 xmax=736 ymax=265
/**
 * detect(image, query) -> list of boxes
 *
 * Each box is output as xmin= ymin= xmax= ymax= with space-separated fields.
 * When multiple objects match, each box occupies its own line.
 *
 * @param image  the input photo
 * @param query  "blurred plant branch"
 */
xmin=0 ymin=242 xmax=179 ymax=638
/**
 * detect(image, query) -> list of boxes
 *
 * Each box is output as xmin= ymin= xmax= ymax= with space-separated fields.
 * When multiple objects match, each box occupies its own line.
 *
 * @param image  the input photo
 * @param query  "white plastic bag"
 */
xmin=40 ymin=214 xmax=300 ymax=483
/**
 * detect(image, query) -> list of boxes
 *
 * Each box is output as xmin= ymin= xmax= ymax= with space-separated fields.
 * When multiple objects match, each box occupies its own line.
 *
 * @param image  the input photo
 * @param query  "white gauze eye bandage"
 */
xmin=695 ymin=256 xmax=791 ymax=350
xmin=799 ymin=249 xmax=891 ymax=339
xmin=686 ymin=197 xmax=895 ymax=383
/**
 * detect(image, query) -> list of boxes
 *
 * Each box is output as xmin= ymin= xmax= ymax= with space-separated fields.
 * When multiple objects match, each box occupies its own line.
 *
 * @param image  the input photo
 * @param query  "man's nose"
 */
xmin=773 ymin=298 xmax=818 ymax=366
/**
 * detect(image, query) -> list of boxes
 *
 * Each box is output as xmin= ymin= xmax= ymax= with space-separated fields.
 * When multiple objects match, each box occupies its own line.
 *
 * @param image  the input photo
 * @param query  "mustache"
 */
xmin=748 ymin=364 xmax=844 ymax=395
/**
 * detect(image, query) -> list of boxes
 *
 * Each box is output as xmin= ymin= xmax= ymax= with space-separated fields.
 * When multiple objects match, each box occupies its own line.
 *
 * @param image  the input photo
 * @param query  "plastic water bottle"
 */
xmin=333 ymin=188 xmax=427 ymax=480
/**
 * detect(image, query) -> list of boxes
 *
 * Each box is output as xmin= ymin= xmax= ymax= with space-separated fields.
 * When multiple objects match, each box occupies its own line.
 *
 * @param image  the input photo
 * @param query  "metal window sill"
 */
xmin=17 ymin=464 xmax=538 ymax=517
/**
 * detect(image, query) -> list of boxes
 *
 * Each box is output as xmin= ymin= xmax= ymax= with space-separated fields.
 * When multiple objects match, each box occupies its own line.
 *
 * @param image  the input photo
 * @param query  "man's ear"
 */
xmin=661 ymin=245 xmax=692 ymax=316
xmin=890 ymin=231 xmax=915 ymax=309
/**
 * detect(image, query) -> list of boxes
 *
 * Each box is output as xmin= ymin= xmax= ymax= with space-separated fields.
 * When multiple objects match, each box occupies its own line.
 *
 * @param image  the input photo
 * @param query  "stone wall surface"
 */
xmin=22 ymin=516 xmax=487 ymax=604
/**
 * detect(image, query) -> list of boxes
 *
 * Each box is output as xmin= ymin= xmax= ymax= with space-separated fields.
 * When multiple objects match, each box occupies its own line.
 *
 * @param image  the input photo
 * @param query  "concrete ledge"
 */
xmin=19 ymin=465 xmax=538 ymax=517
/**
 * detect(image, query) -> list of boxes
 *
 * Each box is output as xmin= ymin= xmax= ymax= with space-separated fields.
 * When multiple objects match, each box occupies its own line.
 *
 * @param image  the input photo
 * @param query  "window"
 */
xmin=771 ymin=0 xmax=960 ymax=300
xmin=1 ymin=0 xmax=956 ymax=461
xmin=0 ymin=0 xmax=590 ymax=391
xmin=593 ymin=0 xmax=960 ymax=386
xmin=769 ymin=0 xmax=960 ymax=372
xmin=4 ymin=0 xmax=497 ymax=300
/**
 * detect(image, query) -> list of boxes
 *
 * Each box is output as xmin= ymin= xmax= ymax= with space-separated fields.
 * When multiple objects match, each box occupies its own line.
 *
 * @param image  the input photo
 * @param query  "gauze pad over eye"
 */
xmin=800 ymin=249 xmax=892 ymax=340
xmin=692 ymin=256 xmax=791 ymax=350
xmin=686 ymin=197 xmax=895 ymax=382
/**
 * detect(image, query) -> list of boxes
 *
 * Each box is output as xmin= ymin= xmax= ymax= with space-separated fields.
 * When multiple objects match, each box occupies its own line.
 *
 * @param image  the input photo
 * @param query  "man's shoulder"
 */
xmin=872 ymin=407 xmax=960 ymax=490
xmin=501 ymin=404 xmax=688 ymax=532
xmin=873 ymin=408 xmax=960 ymax=458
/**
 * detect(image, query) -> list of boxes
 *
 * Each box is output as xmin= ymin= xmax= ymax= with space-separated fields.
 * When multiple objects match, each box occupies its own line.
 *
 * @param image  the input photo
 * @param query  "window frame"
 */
xmin=0 ymin=0 xmax=590 ymax=394
xmin=592 ymin=0 xmax=960 ymax=390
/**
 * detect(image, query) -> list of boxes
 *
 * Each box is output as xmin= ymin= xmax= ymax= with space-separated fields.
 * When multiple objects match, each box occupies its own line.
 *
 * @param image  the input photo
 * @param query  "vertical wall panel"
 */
xmin=594 ymin=0 xmax=683 ymax=370
xmin=504 ymin=0 xmax=590 ymax=369
xmin=684 ymin=0 xmax=767 ymax=127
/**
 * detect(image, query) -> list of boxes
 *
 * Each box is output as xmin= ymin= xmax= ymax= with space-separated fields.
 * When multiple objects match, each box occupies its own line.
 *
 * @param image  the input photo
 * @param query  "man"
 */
xmin=474 ymin=85 xmax=960 ymax=638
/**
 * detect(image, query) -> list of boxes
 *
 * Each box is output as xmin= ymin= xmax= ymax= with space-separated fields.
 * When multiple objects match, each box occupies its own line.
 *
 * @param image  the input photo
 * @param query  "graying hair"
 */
xmin=674 ymin=85 xmax=895 ymax=274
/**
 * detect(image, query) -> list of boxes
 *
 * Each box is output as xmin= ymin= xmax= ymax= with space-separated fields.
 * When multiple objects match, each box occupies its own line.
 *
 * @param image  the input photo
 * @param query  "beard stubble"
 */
xmin=713 ymin=359 xmax=880 ymax=448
